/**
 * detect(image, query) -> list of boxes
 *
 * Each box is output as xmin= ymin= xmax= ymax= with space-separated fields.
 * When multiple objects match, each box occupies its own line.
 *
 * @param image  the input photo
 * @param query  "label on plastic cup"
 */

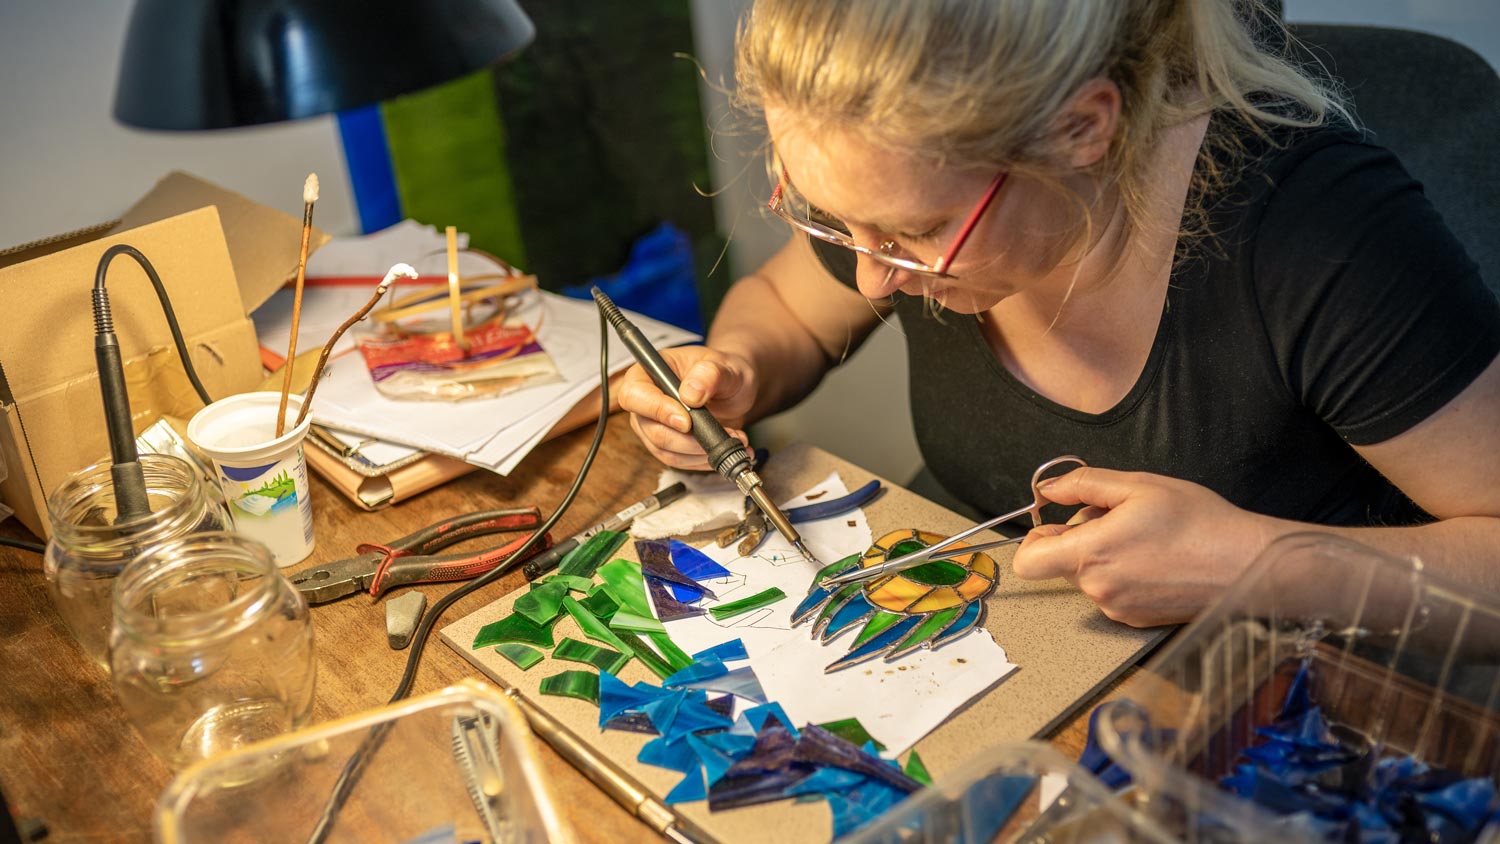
xmin=187 ymin=392 xmax=316 ymax=566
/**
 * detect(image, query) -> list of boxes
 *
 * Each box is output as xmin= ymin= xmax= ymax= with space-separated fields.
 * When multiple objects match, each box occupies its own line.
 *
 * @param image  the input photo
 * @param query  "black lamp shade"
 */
xmin=114 ymin=0 xmax=535 ymax=130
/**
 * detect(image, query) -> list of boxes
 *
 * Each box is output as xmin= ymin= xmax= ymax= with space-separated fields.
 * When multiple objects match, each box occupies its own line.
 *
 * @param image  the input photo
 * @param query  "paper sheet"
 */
xmin=655 ymin=472 xmax=1018 ymax=756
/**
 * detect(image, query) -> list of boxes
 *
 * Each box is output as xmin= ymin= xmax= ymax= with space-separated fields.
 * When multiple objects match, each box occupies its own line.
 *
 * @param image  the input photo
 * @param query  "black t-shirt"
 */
xmin=811 ymin=120 xmax=1500 ymax=526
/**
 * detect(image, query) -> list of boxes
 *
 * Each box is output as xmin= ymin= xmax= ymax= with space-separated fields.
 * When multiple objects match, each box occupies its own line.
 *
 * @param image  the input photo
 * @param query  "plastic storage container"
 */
xmin=154 ymin=679 xmax=575 ymax=844
xmin=842 ymin=741 xmax=1177 ymax=844
xmin=1096 ymin=532 xmax=1500 ymax=844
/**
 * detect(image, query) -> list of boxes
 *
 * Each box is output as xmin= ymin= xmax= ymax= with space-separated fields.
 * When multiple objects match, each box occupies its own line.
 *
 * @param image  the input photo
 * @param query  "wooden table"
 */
xmin=0 ymin=417 xmax=1128 ymax=843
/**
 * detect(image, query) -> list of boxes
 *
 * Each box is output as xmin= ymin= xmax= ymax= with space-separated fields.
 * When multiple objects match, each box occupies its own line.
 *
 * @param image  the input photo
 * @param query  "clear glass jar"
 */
xmin=44 ymin=453 xmax=231 ymax=671
xmin=110 ymin=532 xmax=316 ymax=770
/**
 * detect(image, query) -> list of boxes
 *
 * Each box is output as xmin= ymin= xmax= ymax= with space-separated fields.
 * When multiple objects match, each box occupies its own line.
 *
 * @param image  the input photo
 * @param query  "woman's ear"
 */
xmin=1056 ymin=77 xmax=1122 ymax=168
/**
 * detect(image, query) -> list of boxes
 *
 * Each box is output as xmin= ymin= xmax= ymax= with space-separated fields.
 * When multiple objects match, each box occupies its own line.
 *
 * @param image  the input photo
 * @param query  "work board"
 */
xmin=441 ymin=443 xmax=1167 ymax=844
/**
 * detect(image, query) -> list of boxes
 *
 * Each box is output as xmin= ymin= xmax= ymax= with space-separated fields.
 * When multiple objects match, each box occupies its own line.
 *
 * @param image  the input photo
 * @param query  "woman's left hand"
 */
xmin=1009 ymin=467 xmax=1275 ymax=627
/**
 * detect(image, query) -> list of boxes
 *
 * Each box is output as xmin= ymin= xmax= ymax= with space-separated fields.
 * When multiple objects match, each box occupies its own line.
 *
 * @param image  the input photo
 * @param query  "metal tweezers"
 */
xmin=820 ymin=456 xmax=1087 ymax=588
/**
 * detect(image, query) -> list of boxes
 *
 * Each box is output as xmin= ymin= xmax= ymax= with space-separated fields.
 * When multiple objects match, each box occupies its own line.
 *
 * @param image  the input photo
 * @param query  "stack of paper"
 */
xmin=251 ymin=222 xmax=698 ymax=475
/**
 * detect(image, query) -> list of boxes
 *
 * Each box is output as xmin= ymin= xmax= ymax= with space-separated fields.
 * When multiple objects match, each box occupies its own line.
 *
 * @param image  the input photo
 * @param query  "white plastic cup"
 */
xmin=187 ymin=392 xmax=316 ymax=566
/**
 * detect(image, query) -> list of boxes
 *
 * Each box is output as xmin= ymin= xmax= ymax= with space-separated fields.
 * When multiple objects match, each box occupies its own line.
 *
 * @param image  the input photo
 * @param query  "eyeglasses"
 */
xmin=767 ymin=165 xmax=1008 ymax=279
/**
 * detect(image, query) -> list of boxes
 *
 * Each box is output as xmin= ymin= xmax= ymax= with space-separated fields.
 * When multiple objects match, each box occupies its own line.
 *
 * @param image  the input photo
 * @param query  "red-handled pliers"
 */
xmin=289 ymin=507 xmax=553 ymax=604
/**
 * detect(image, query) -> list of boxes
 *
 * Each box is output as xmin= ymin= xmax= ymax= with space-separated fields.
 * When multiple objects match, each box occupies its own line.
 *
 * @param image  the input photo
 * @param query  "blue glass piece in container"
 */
xmin=1279 ymin=657 xmax=1313 ymax=719
xmin=964 ymin=774 xmax=1039 ymax=844
xmin=665 ymin=768 xmax=708 ymax=804
xmin=692 ymin=639 xmax=748 ymax=663
xmin=664 ymin=657 xmax=729 ymax=687
xmin=639 ymin=734 xmax=702 ymax=773
xmin=674 ymin=666 xmax=768 ymax=704
xmin=1415 ymin=777 xmax=1498 ymax=834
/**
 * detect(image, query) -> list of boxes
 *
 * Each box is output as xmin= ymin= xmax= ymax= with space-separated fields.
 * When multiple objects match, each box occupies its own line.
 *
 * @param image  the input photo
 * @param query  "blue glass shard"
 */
xmin=966 ymin=774 xmax=1037 ymax=844
xmin=665 ymin=698 xmax=735 ymax=739
xmin=668 ymin=541 xmax=732 ymax=601
xmin=664 ymin=657 xmax=729 ymax=687
xmin=828 ymin=780 xmax=908 ymax=839
xmin=793 ymin=726 xmax=921 ymax=794
xmin=686 ymin=733 xmax=738 ymax=785
xmin=639 ymin=734 xmax=701 ymax=774
xmin=665 ymin=768 xmax=709 ymax=805
xmin=783 ymin=766 xmax=866 ymax=797
xmin=599 ymin=671 xmax=667 ymax=725
xmin=790 ymin=586 xmax=833 ymax=626
xmin=602 ymin=711 xmax=658 ymax=735
xmin=822 ymin=592 xmax=876 ymax=639
xmin=642 ymin=560 xmax=716 ymax=599
xmin=743 ymin=702 xmax=799 ymax=738
xmin=930 ymin=600 xmax=984 ymax=650
xmin=674 ymin=666 xmax=767 ymax=704
xmin=691 ymin=639 xmax=748 ymax=663
xmin=700 ymin=732 xmax=755 ymax=758
xmin=647 ymin=577 xmax=706 ymax=621
xmin=642 ymin=690 xmax=689 ymax=736
xmin=825 ymin=617 xmax=923 ymax=673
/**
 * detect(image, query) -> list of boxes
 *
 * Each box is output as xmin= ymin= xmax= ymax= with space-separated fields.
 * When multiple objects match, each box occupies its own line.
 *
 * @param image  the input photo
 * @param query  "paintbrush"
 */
xmin=276 ymin=172 xmax=318 ymax=437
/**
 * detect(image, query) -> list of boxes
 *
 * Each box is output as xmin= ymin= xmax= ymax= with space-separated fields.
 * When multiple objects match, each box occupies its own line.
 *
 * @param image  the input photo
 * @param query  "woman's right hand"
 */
xmin=617 ymin=345 xmax=759 ymax=471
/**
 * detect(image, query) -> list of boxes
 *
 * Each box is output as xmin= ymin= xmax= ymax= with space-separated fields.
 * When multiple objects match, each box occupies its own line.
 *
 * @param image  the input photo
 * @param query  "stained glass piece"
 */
xmin=968 ymin=552 xmax=998 ymax=582
xmin=597 ymin=559 xmax=654 ymax=618
xmin=814 ymin=553 xmax=862 ymax=582
xmin=539 ymin=670 xmax=600 ymax=705
xmin=886 ymin=605 xmax=964 ymax=660
xmin=701 ymin=731 xmax=755 ymax=758
xmin=783 ymin=766 xmax=866 ymax=798
xmin=603 ymin=712 xmax=658 ymax=734
xmin=561 ymin=596 xmax=630 ymax=655
xmin=821 ymin=592 xmax=876 ymax=640
xmin=598 ymin=671 xmax=662 ymax=723
xmin=790 ymin=585 xmax=834 ymax=627
xmin=665 ymin=768 xmax=708 ymax=805
xmin=578 ymin=586 xmax=619 ymax=620
xmin=668 ymin=540 xmax=733 ymax=601
xmin=664 ymin=657 xmax=728 ymax=687
xmin=705 ymin=695 xmax=736 ymax=721
xmin=674 ymin=665 xmax=768 ymax=704
xmin=851 ymin=611 xmax=905 ymax=649
xmin=512 ymin=579 xmax=570 ymax=625
xmin=825 ymin=616 xmax=922 ymax=673
xmin=931 ymin=600 xmax=985 ymax=649
xmin=692 ymin=639 xmax=748 ymax=663
xmin=956 ymin=573 xmax=995 ymax=602
xmin=813 ymin=584 xmax=863 ymax=634
xmin=889 ymin=537 xmax=927 ymax=557
xmin=608 ymin=610 xmax=667 ymax=634
xmin=816 ymin=718 xmax=886 ymax=752
xmin=668 ymin=699 xmax=735 ymax=739
xmin=642 ymin=690 xmax=688 ymax=736
xmin=553 ymin=638 xmax=630 ymax=675
xmin=906 ymin=586 xmax=963 ymax=614
xmin=968 ymin=774 xmax=1038 ymax=843
xmin=557 ymin=529 xmax=627 ymax=578
xmin=904 ymin=750 xmax=933 ymax=786
xmin=493 ymin=642 xmax=545 ymax=670
xmin=641 ymin=559 xmax=716 ymax=599
xmin=646 ymin=631 xmax=695 ymax=672
xmin=709 ymin=768 xmax=814 ymax=812
xmin=548 ymin=574 xmax=596 ymax=593
xmin=710 ymin=587 xmax=787 ymax=620
xmin=793 ymin=725 xmax=922 ymax=794
xmin=647 ymin=577 xmax=705 ymax=621
xmin=639 ymin=733 xmax=700 ymax=773
xmin=612 ymin=630 xmax=675 ymax=680
xmin=865 ymin=577 xmax=929 ymax=614
xmin=472 ymin=612 xmax=556 ymax=649
xmin=742 ymin=702 xmax=799 ymax=739
xmin=828 ymin=779 xmax=909 ymax=839
xmin=900 ymin=559 xmax=968 ymax=587
xmin=723 ymin=722 xmax=799 ymax=778
xmin=635 ymin=538 xmax=672 ymax=568
xmin=686 ymin=733 xmax=738 ymax=785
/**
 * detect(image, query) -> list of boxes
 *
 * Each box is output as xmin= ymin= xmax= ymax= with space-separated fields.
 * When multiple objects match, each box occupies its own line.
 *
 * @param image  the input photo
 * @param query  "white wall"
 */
xmin=0 ymin=1 xmax=358 ymax=251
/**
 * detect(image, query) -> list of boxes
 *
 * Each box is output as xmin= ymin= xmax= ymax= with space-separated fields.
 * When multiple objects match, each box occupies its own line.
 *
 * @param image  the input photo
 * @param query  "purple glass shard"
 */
xmin=641 ymin=558 xmax=717 ymax=599
xmin=705 ymin=695 xmax=735 ymax=720
xmin=792 ymin=725 xmax=923 ymax=794
xmin=647 ymin=577 xmax=706 ymax=621
xmin=635 ymin=538 xmax=673 ymax=568
xmin=602 ymin=712 xmax=660 ymax=735
xmin=721 ymin=723 xmax=799 ymax=778
xmin=708 ymin=768 xmax=814 ymax=812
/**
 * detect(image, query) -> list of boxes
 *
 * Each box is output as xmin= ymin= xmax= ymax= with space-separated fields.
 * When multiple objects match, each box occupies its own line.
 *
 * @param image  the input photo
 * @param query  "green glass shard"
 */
xmin=646 ymin=631 xmax=694 ymax=672
xmin=889 ymin=605 xmax=965 ymax=657
xmin=904 ymin=750 xmax=933 ymax=786
xmin=579 ymin=586 xmax=619 ymax=620
xmin=549 ymin=574 xmax=596 ymax=593
xmin=561 ymin=595 xmax=630 ymax=653
xmin=553 ymin=638 xmax=630 ymax=675
xmin=608 ymin=610 xmax=667 ymax=634
xmin=513 ymin=579 xmax=570 ymax=626
xmin=816 ymin=718 xmax=887 ymax=752
xmin=891 ymin=539 xmax=928 ymax=558
xmin=539 ymin=670 xmax=601 ymax=705
xmin=901 ymin=560 xmax=968 ymax=587
xmin=472 ymin=612 xmax=556 ymax=649
xmin=557 ymin=530 xmax=628 ymax=578
xmin=494 ymin=643 xmax=545 ymax=671
xmin=813 ymin=553 xmax=861 ymax=582
xmin=852 ymin=611 xmax=905 ymax=649
xmin=614 ymin=630 xmax=675 ymax=680
xmin=710 ymin=587 xmax=788 ymax=620
xmin=597 ymin=559 xmax=654 ymax=618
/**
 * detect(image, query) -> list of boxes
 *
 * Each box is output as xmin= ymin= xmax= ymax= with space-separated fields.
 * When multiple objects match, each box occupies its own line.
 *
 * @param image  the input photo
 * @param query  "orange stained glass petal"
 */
xmin=866 ymin=577 xmax=930 ymax=613
xmin=907 ymin=586 xmax=963 ymax=613
xmin=955 ymin=574 xmax=994 ymax=602
xmin=967 ymin=553 xmax=998 ymax=581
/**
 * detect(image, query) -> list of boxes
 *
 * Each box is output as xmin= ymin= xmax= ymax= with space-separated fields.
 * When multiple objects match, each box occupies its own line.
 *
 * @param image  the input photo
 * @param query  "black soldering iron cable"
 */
xmin=305 ymin=305 xmax=614 ymax=844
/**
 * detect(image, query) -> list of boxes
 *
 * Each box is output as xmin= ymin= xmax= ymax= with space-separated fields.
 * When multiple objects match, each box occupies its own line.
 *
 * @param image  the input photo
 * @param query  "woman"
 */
xmin=618 ymin=0 xmax=1500 ymax=626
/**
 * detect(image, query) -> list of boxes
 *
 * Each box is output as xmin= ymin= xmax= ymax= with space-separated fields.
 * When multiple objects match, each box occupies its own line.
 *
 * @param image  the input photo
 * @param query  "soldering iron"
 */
xmin=591 ymin=287 xmax=819 ymax=567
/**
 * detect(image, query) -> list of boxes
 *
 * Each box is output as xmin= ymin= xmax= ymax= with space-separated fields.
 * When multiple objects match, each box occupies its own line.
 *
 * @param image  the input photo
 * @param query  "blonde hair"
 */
xmin=735 ymin=0 xmax=1351 ymax=247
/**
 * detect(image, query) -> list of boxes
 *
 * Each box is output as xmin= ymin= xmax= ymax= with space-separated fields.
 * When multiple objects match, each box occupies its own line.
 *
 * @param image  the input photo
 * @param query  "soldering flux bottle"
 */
xmin=44 ymin=453 xmax=231 ymax=671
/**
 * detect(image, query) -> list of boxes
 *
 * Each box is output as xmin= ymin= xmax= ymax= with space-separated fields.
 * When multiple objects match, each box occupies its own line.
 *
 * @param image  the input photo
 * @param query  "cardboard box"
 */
xmin=0 ymin=172 xmax=329 ymax=538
